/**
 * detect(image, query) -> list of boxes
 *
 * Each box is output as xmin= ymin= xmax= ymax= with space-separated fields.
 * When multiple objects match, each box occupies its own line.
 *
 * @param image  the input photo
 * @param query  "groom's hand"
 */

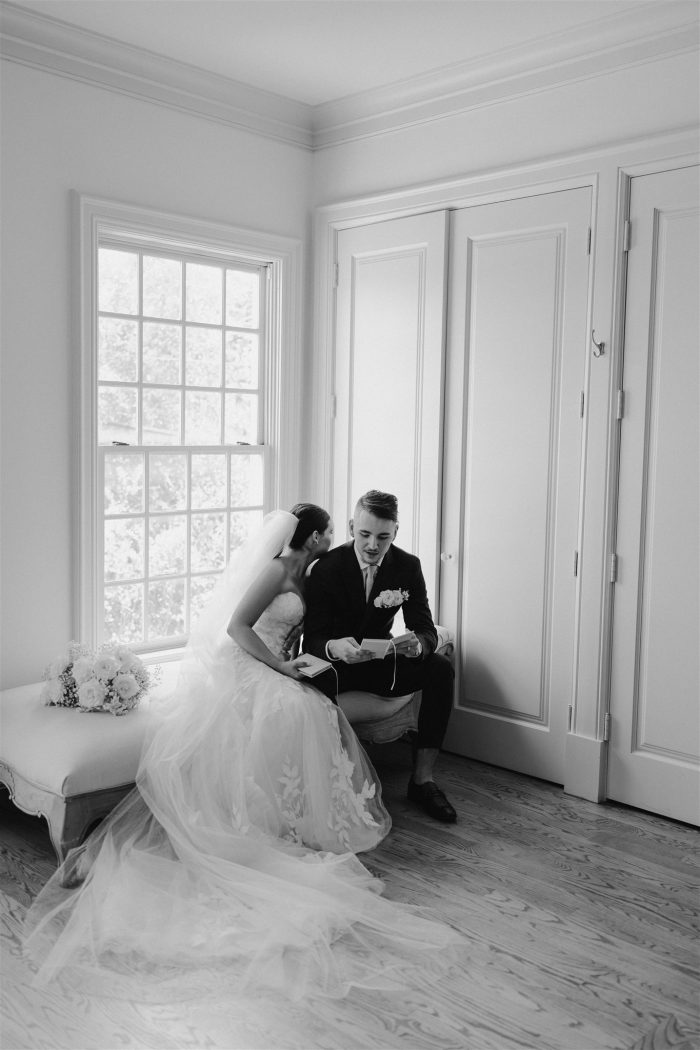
xmin=394 ymin=631 xmax=422 ymax=658
xmin=328 ymin=637 xmax=373 ymax=663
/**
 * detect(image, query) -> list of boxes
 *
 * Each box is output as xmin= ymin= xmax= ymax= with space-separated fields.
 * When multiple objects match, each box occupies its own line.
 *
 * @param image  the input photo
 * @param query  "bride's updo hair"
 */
xmin=288 ymin=503 xmax=330 ymax=549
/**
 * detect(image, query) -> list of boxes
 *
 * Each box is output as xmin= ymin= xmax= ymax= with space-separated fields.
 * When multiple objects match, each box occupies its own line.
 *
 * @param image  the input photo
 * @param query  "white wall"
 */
xmin=0 ymin=61 xmax=312 ymax=688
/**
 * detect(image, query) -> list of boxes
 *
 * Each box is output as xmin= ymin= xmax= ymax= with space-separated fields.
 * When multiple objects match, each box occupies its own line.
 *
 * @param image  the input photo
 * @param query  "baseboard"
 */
xmin=564 ymin=732 xmax=607 ymax=802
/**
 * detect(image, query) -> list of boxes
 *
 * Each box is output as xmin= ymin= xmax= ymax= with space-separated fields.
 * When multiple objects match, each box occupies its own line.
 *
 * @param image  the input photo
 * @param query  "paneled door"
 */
xmin=333 ymin=212 xmax=448 ymax=610
xmin=607 ymin=165 xmax=699 ymax=825
xmin=441 ymin=189 xmax=592 ymax=784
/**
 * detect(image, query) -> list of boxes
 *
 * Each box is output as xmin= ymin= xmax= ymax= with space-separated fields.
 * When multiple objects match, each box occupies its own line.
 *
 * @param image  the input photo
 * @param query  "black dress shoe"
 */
xmin=407 ymin=777 xmax=457 ymax=823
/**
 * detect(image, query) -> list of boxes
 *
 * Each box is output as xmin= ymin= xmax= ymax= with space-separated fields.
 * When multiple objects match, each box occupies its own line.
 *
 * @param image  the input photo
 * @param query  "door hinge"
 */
xmin=333 ymin=263 xmax=339 ymax=288
xmin=579 ymin=391 xmax=585 ymax=418
xmin=623 ymin=220 xmax=631 ymax=252
xmin=587 ymin=227 xmax=592 ymax=255
xmin=616 ymin=389 xmax=625 ymax=420
xmin=331 ymin=394 xmax=337 ymax=418
xmin=568 ymin=705 xmax=573 ymax=731
xmin=573 ymin=550 xmax=579 ymax=577
xmin=610 ymin=553 xmax=618 ymax=583
xmin=603 ymin=712 xmax=611 ymax=742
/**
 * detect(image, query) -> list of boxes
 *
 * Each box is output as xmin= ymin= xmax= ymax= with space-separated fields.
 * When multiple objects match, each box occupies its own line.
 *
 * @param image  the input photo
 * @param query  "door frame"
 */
xmin=310 ymin=128 xmax=699 ymax=803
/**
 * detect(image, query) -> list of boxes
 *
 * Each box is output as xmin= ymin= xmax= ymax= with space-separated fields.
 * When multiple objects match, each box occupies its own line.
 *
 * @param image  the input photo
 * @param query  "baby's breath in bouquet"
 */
xmin=41 ymin=642 xmax=156 ymax=715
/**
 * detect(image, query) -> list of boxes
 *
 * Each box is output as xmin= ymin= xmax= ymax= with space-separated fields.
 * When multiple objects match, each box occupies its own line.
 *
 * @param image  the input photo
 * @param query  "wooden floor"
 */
xmin=1 ymin=743 xmax=698 ymax=1050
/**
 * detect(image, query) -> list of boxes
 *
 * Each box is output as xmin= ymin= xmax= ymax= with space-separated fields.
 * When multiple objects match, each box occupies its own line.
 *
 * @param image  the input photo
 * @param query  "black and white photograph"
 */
xmin=1 ymin=2 xmax=698 ymax=1048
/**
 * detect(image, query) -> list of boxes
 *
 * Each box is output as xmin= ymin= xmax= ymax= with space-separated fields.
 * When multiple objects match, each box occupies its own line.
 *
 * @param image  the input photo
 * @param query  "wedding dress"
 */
xmin=24 ymin=513 xmax=458 ymax=1019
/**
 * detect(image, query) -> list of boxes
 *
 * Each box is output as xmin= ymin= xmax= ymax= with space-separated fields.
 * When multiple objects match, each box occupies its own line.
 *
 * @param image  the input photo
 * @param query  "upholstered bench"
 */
xmin=0 ymin=667 xmax=177 ymax=863
xmin=0 ymin=629 xmax=452 ymax=864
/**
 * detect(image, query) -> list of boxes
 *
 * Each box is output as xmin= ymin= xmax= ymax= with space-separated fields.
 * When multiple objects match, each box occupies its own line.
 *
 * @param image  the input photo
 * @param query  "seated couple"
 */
xmin=24 ymin=490 xmax=458 ymax=1004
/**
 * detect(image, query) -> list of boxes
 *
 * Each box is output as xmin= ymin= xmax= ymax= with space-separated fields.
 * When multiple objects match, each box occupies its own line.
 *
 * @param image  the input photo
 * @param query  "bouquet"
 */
xmin=41 ymin=641 xmax=156 ymax=716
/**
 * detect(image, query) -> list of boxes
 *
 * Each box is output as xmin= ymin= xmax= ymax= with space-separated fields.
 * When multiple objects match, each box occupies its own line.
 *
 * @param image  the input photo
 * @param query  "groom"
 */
xmin=304 ymin=489 xmax=457 ymax=823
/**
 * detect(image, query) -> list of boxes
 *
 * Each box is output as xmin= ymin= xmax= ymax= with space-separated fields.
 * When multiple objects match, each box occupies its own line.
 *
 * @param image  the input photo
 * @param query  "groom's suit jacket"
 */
xmin=303 ymin=541 xmax=438 ymax=662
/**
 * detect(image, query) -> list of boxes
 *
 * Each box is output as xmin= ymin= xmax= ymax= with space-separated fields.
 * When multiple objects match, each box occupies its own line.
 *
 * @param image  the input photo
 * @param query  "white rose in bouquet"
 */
xmin=41 ymin=678 xmax=64 ymax=705
xmin=48 ymin=656 xmax=70 ymax=679
xmin=71 ymin=655 xmax=94 ymax=685
xmin=78 ymin=678 xmax=107 ymax=710
xmin=94 ymin=654 xmax=119 ymax=682
xmin=114 ymin=646 xmax=138 ymax=673
xmin=113 ymin=673 xmax=139 ymax=701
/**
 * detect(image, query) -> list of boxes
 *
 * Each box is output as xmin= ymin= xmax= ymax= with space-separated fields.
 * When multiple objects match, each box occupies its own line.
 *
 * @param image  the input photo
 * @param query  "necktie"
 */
xmin=364 ymin=564 xmax=376 ymax=601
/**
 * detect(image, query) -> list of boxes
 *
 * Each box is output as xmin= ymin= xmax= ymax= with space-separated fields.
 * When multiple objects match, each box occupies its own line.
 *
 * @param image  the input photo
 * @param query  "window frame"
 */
xmin=76 ymin=194 xmax=303 ymax=655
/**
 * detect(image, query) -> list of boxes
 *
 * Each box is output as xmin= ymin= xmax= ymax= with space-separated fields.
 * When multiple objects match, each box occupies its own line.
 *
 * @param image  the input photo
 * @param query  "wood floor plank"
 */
xmin=2 ymin=748 xmax=698 ymax=1050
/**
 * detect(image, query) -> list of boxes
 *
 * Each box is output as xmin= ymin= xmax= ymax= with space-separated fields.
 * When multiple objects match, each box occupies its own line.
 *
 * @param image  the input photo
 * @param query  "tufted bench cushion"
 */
xmin=1 ymin=684 xmax=158 ymax=797
xmin=0 ymin=668 xmax=177 ymax=863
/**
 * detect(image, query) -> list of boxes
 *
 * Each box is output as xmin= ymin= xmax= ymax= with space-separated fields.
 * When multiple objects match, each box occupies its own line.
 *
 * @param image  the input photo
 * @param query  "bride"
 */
xmin=24 ymin=505 xmax=457 ymax=1017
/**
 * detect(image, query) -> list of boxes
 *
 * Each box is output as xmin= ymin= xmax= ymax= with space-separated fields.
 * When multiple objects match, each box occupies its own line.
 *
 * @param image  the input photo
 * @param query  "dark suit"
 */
xmin=304 ymin=542 xmax=454 ymax=749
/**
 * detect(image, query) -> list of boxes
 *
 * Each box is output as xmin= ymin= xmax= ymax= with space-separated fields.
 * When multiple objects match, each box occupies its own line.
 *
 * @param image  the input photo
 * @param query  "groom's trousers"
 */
xmin=315 ymin=652 xmax=454 ymax=751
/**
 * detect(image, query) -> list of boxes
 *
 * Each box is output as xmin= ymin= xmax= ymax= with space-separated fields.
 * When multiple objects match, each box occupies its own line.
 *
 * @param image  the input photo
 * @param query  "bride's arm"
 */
xmin=227 ymin=562 xmax=301 ymax=677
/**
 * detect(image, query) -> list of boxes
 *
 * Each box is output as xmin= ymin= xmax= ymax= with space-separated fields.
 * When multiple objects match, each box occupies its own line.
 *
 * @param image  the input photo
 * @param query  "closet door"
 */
xmin=333 ymin=213 xmax=448 ymax=610
xmin=441 ymin=189 xmax=592 ymax=784
xmin=607 ymin=165 xmax=699 ymax=825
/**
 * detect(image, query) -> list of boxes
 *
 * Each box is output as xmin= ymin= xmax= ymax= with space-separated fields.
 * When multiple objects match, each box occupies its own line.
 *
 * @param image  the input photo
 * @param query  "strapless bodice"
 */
xmin=253 ymin=591 xmax=304 ymax=660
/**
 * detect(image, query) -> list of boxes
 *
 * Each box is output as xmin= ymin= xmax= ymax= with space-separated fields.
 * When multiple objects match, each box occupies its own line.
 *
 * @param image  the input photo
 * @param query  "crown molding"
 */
xmin=312 ymin=4 xmax=700 ymax=148
xmin=0 ymin=2 xmax=314 ymax=148
xmin=1 ymin=1 xmax=697 ymax=152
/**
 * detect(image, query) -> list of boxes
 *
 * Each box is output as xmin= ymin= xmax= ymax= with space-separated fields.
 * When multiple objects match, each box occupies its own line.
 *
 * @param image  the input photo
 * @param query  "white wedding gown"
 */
xmin=24 ymin=592 xmax=457 ymax=1019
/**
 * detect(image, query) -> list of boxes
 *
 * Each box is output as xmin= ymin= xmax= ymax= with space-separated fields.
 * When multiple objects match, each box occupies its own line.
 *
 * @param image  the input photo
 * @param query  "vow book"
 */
xmin=360 ymin=633 xmax=415 ymax=658
xmin=297 ymin=654 xmax=332 ymax=677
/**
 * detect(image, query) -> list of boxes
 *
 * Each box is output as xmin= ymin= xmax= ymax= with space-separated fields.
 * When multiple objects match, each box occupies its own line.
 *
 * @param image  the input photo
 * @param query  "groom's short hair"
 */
xmin=356 ymin=490 xmax=398 ymax=523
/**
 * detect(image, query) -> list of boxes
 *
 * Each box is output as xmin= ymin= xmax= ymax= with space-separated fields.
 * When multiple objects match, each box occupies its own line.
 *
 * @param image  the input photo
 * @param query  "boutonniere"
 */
xmin=374 ymin=588 xmax=409 ymax=609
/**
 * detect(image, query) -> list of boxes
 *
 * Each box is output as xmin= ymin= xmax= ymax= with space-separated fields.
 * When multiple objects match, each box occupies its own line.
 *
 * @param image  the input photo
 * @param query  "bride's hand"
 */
xmin=278 ymin=656 xmax=309 ymax=680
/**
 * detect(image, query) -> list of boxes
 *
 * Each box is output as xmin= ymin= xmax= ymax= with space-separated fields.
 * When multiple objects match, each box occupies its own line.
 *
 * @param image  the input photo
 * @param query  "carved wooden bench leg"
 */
xmin=60 ymin=785 xmax=136 ymax=858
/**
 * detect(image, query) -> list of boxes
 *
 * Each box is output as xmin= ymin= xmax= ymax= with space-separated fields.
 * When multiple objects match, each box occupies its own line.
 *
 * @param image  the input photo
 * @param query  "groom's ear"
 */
xmin=348 ymin=518 xmax=354 ymax=537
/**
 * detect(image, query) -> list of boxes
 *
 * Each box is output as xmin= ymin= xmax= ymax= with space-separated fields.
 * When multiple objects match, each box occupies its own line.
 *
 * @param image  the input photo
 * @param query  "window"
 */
xmin=78 ymin=197 xmax=302 ymax=655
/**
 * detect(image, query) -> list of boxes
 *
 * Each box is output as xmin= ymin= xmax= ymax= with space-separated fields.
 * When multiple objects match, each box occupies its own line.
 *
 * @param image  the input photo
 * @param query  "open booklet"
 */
xmin=360 ymin=632 xmax=415 ymax=658
xmin=296 ymin=653 xmax=333 ymax=677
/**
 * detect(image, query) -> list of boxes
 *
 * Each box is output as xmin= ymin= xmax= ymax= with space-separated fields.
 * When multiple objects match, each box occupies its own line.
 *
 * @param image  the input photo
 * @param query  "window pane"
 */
xmin=189 ymin=573 xmax=220 ymax=627
xmin=98 ymin=318 xmax=138 ymax=382
xmin=148 ymin=578 xmax=185 ymax=640
xmin=186 ymin=263 xmax=222 ymax=324
xmin=226 ymin=270 xmax=259 ymax=328
xmin=230 ymin=454 xmax=263 ymax=507
xmin=104 ymin=583 xmax=144 ymax=644
xmin=225 ymin=333 xmax=258 ymax=389
xmin=98 ymin=386 xmax=138 ymax=445
xmin=149 ymin=515 xmax=187 ymax=576
xmin=186 ymin=327 xmax=222 ymax=387
xmin=230 ymin=509 xmax=263 ymax=553
xmin=104 ymin=517 xmax=144 ymax=581
xmin=142 ymin=388 xmax=181 ymax=445
xmin=225 ymin=393 xmax=257 ymax=444
xmin=191 ymin=512 xmax=226 ymax=571
xmin=185 ymin=391 xmax=221 ymax=445
xmin=143 ymin=322 xmax=182 ymax=385
xmin=99 ymin=248 xmax=138 ymax=315
xmin=191 ymin=454 xmax=227 ymax=509
xmin=93 ymin=234 xmax=273 ymax=655
xmin=104 ymin=453 xmax=144 ymax=514
xmin=149 ymin=453 xmax=187 ymax=511
xmin=143 ymin=256 xmax=182 ymax=320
